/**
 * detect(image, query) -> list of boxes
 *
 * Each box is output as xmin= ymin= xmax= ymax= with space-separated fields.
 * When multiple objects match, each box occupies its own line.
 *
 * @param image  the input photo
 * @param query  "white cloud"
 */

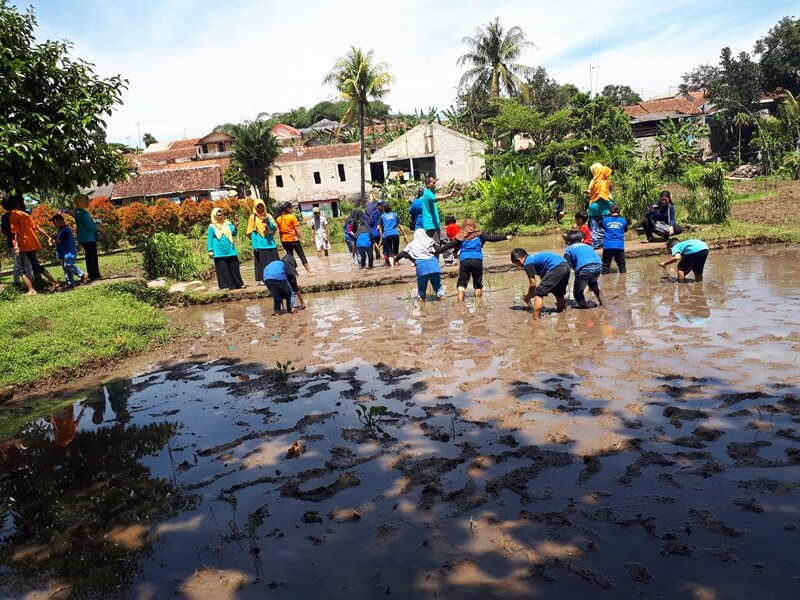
xmin=27 ymin=0 xmax=796 ymax=143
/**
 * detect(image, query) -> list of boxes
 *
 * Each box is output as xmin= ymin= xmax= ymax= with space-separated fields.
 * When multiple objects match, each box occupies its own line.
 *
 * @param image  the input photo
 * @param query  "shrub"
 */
xmin=470 ymin=164 xmax=555 ymax=229
xmin=614 ymin=159 xmax=662 ymax=223
xmin=118 ymin=202 xmax=154 ymax=246
xmin=88 ymin=196 xmax=123 ymax=252
xmin=149 ymin=198 xmax=181 ymax=233
xmin=141 ymin=232 xmax=200 ymax=281
xmin=680 ymin=163 xmax=732 ymax=224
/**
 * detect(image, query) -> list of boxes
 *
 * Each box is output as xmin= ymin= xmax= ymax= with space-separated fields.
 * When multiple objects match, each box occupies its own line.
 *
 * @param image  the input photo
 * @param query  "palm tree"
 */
xmin=457 ymin=18 xmax=536 ymax=100
xmin=323 ymin=47 xmax=393 ymax=203
xmin=731 ymin=112 xmax=753 ymax=165
xmin=227 ymin=120 xmax=281 ymax=204
xmin=779 ymin=90 xmax=800 ymax=178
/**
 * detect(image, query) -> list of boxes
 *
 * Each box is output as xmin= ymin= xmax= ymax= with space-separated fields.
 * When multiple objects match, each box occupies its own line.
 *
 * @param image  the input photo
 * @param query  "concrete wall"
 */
xmin=269 ymin=154 xmax=366 ymax=204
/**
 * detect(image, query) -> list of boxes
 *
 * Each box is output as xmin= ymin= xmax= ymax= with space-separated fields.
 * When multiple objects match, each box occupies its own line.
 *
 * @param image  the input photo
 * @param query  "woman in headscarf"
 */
xmin=437 ymin=218 xmax=514 ymax=302
xmin=395 ymin=229 xmax=446 ymax=302
xmin=247 ymin=199 xmax=279 ymax=284
xmin=587 ymin=163 xmax=613 ymax=249
xmin=207 ymin=207 xmax=244 ymax=290
xmin=74 ymin=193 xmax=101 ymax=280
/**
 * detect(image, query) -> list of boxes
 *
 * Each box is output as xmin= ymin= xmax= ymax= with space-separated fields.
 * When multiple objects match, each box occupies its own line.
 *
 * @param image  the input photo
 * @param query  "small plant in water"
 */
xmin=356 ymin=403 xmax=388 ymax=435
xmin=274 ymin=360 xmax=295 ymax=381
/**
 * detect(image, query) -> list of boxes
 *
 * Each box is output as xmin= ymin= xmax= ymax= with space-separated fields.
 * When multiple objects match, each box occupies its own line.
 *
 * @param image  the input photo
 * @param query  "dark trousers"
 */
xmin=214 ymin=256 xmax=243 ymax=289
xmin=602 ymin=249 xmax=626 ymax=273
xmin=358 ymin=246 xmax=374 ymax=268
xmin=265 ymin=278 xmax=293 ymax=312
xmin=253 ymin=248 xmax=279 ymax=282
xmin=80 ymin=241 xmax=101 ymax=279
xmin=282 ymin=240 xmax=308 ymax=266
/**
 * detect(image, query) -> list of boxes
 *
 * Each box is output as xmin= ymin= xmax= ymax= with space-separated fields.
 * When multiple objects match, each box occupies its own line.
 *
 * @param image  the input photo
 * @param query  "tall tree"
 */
xmin=142 ymin=133 xmax=158 ymax=147
xmin=457 ymin=18 xmax=536 ymax=100
xmin=0 ymin=0 xmax=130 ymax=196
xmin=227 ymin=120 xmax=281 ymax=202
xmin=323 ymin=47 xmax=393 ymax=203
xmin=601 ymin=84 xmax=642 ymax=106
xmin=754 ymin=16 xmax=800 ymax=95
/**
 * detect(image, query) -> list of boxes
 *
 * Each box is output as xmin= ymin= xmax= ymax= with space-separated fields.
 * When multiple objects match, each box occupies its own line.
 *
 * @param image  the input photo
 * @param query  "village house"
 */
xmin=622 ymin=92 xmax=709 ymax=153
xmin=369 ymin=123 xmax=485 ymax=184
xmin=269 ymin=142 xmax=363 ymax=217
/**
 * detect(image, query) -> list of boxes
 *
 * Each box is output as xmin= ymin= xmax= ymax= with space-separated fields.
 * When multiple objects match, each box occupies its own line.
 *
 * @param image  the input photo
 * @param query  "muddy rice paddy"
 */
xmin=1 ymin=245 xmax=799 ymax=599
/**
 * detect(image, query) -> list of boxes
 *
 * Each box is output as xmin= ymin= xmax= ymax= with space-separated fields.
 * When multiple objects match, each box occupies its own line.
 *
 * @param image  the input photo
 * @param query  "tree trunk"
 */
xmin=359 ymin=101 xmax=366 ymax=205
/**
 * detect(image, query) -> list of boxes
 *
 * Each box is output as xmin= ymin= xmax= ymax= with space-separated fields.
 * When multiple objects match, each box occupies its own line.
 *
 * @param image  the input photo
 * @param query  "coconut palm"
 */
xmin=457 ymin=18 xmax=536 ymax=100
xmin=227 ymin=120 xmax=281 ymax=203
xmin=323 ymin=47 xmax=394 ymax=203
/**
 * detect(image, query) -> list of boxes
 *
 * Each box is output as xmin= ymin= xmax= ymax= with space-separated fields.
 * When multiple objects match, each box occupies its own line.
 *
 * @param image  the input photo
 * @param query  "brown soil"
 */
xmin=731 ymin=180 xmax=800 ymax=226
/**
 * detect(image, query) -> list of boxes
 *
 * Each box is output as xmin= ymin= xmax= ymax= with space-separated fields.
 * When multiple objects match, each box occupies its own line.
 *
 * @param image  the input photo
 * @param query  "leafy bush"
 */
xmin=679 ymin=163 xmax=732 ymax=223
xmin=469 ymin=164 xmax=555 ymax=229
xmin=614 ymin=159 xmax=663 ymax=223
xmin=88 ymin=196 xmax=123 ymax=253
xmin=142 ymin=232 xmax=200 ymax=280
xmin=149 ymin=198 xmax=181 ymax=234
xmin=118 ymin=202 xmax=154 ymax=246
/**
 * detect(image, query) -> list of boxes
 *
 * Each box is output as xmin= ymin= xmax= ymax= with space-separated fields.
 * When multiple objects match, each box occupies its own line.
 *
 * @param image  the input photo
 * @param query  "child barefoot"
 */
xmin=510 ymin=248 xmax=570 ymax=319
xmin=396 ymin=229 xmax=446 ymax=302
xmin=563 ymin=230 xmax=604 ymax=309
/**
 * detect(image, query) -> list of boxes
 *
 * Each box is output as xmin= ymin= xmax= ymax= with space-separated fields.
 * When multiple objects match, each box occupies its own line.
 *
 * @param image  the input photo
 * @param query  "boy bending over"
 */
xmin=511 ymin=248 xmax=570 ymax=319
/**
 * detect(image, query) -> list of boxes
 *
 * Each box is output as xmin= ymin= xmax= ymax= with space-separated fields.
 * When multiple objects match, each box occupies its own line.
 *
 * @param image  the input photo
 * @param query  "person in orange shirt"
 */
xmin=276 ymin=202 xmax=312 ymax=276
xmin=9 ymin=196 xmax=59 ymax=294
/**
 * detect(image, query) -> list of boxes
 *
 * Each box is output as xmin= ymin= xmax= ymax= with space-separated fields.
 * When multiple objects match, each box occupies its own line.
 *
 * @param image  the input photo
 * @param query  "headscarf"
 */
xmin=210 ymin=207 xmax=234 ymax=244
xmin=354 ymin=222 xmax=372 ymax=238
xmin=246 ymin=199 xmax=273 ymax=237
xmin=74 ymin=194 xmax=89 ymax=209
xmin=345 ymin=208 xmax=366 ymax=234
xmin=588 ymin=163 xmax=612 ymax=203
xmin=281 ymin=253 xmax=299 ymax=277
xmin=403 ymin=228 xmax=435 ymax=260
xmin=456 ymin=218 xmax=481 ymax=242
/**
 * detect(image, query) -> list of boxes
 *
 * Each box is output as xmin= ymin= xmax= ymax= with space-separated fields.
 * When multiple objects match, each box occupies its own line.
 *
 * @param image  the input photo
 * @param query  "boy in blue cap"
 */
xmin=510 ymin=248 xmax=570 ymax=319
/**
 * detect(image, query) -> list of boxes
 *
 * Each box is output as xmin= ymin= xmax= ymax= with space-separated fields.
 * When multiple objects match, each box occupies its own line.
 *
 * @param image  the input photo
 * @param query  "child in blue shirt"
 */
xmin=378 ymin=202 xmax=408 ymax=267
xmin=354 ymin=222 xmax=374 ymax=269
xmin=659 ymin=238 xmax=709 ymax=283
xmin=50 ymin=214 xmax=87 ymax=287
xmin=263 ymin=255 xmax=299 ymax=315
xmin=601 ymin=203 xmax=628 ymax=274
xmin=395 ymin=229 xmax=446 ymax=302
xmin=563 ymin=231 xmax=604 ymax=309
xmin=510 ymin=248 xmax=570 ymax=319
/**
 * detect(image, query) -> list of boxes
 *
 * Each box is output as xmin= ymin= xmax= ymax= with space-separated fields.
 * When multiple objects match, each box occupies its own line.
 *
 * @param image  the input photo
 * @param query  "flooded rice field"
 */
xmin=1 ymin=246 xmax=799 ymax=599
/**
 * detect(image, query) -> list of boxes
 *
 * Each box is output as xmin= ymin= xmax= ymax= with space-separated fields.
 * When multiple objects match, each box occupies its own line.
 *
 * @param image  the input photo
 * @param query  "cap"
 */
xmin=376 ymin=199 xmax=385 ymax=205
xmin=227 ymin=190 xmax=238 ymax=198
xmin=312 ymin=206 xmax=320 ymax=213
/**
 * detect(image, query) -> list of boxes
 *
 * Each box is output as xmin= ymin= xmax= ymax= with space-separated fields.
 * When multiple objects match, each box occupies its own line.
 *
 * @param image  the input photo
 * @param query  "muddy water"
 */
xmin=1 ymin=246 xmax=799 ymax=599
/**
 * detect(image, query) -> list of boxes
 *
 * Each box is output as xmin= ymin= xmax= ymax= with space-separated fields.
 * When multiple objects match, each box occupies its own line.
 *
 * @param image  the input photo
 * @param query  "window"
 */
xmin=313 ymin=171 xmax=321 ymax=184
xmin=337 ymin=163 xmax=346 ymax=182
xmin=276 ymin=175 xmax=284 ymax=188
xmin=217 ymin=142 xmax=225 ymax=152
xmin=201 ymin=144 xmax=208 ymax=153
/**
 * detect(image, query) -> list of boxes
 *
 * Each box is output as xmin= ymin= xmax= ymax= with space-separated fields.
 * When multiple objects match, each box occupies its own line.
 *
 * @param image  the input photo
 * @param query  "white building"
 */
xmin=369 ymin=123 xmax=486 ymax=184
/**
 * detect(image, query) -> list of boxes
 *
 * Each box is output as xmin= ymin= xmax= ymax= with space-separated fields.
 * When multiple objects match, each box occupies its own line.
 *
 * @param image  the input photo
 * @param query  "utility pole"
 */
xmin=137 ymin=122 xmax=142 ymax=152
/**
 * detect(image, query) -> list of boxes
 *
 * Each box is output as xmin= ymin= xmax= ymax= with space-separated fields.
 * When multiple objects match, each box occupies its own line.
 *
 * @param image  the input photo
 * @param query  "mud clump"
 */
xmin=624 ymin=562 xmax=653 ymax=583
xmin=281 ymin=471 xmax=361 ymax=502
xmin=733 ymin=497 xmax=765 ymax=513
xmin=726 ymin=441 xmax=781 ymax=467
xmin=327 ymin=508 xmax=361 ymax=523
xmin=301 ymin=511 xmax=323 ymax=524
xmin=688 ymin=508 xmax=750 ymax=537
xmin=663 ymin=406 xmax=709 ymax=421
xmin=578 ymin=455 xmax=603 ymax=483
xmin=736 ymin=477 xmax=799 ymax=495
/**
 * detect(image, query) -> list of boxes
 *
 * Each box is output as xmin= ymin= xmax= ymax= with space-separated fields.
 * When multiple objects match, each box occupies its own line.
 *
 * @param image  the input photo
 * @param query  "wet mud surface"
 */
xmin=1 ymin=246 xmax=799 ymax=599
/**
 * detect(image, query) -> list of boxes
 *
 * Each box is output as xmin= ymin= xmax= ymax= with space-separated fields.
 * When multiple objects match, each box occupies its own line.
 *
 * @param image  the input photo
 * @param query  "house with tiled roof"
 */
xmin=622 ymin=93 xmax=707 ymax=139
xmin=112 ymin=164 xmax=225 ymax=205
xmin=269 ymin=142 xmax=363 ymax=217
xmin=271 ymin=123 xmax=303 ymax=149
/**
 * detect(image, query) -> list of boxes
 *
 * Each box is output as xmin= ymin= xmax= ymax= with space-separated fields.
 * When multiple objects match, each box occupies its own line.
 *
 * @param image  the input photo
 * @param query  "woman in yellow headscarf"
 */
xmin=246 ymin=199 xmax=279 ymax=284
xmin=207 ymin=207 xmax=244 ymax=289
xmin=587 ymin=163 xmax=613 ymax=249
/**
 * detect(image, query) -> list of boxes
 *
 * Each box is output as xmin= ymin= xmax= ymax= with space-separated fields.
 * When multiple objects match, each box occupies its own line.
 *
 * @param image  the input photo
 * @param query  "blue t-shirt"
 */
xmin=671 ymin=239 xmax=708 ymax=256
xmin=380 ymin=212 xmax=399 ymax=237
xmin=601 ymin=215 xmax=628 ymax=250
xmin=409 ymin=198 xmax=424 ymax=230
xmin=55 ymin=225 xmax=78 ymax=259
xmin=420 ymin=189 xmax=439 ymax=231
xmin=564 ymin=243 xmax=601 ymax=272
xmin=459 ymin=237 xmax=483 ymax=261
xmin=263 ymin=260 xmax=287 ymax=282
xmin=356 ymin=232 xmax=372 ymax=249
xmin=523 ymin=252 xmax=566 ymax=277
xmin=415 ymin=256 xmax=441 ymax=277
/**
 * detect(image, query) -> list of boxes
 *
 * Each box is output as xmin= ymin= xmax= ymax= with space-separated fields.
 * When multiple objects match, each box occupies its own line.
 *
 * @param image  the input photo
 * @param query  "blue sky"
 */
xmin=18 ymin=0 xmax=798 ymax=144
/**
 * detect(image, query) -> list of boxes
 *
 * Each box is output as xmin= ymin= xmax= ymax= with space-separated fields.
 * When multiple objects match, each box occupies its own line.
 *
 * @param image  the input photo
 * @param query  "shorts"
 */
xmin=677 ymin=249 xmax=708 ymax=276
xmin=315 ymin=236 xmax=330 ymax=251
xmin=457 ymin=258 xmax=483 ymax=290
xmin=14 ymin=251 xmax=45 ymax=276
xmin=534 ymin=262 xmax=570 ymax=298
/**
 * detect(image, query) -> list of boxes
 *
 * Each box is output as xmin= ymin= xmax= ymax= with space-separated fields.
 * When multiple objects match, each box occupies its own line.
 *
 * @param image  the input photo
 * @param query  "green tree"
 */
xmin=323 ymin=47 xmax=393 ymax=203
xmin=141 ymin=132 xmax=158 ymax=147
xmin=754 ymin=16 xmax=800 ymax=95
xmin=0 ymin=1 xmax=130 ymax=196
xmin=457 ymin=18 xmax=536 ymax=101
xmin=600 ymin=84 xmax=642 ymax=106
xmin=655 ymin=118 xmax=709 ymax=178
xmin=227 ymin=120 xmax=281 ymax=202
xmin=523 ymin=67 xmax=578 ymax=114
xmin=680 ymin=63 xmax=719 ymax=94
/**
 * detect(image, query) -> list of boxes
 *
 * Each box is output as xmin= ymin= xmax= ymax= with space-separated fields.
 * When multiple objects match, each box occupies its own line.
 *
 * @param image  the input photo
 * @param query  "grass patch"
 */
xmin=0 ymin=284 xmax=172 ymax=388
xmin=692 ymin=220 xmax=800 ymax=244
xmin=731 ymin=189 xmax=777 ymax=205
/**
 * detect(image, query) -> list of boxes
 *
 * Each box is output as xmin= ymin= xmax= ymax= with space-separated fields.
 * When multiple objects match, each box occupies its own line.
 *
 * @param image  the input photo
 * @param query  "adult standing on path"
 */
xmin=207 ymin=207 xmax=244 ymax=290
xmin=276 ymin=202 xmax=313 ymax=276
xmin=74 ymin=194 xmax=101 ymax=280
xmin=309 ymin=207 xmax=330 ymax=258
xmin=247 ymin=198 xmax=279 ymax=284
xmin=421 ymin=176 xmax=455 ymax=244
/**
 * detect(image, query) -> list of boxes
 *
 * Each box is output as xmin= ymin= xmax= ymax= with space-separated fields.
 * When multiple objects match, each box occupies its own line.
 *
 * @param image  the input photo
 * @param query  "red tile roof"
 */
xmin=275 ymin=142 xmax=361 ymax=164
xmin=272 ymin=123 xmax=302 ymax=138
xmin=623 ymin=97 xmax=703 ymax=117
xmin=136 ymin=145 xmax=199 ymax=163
xmin=112 ymin=164 xmax=223 ymax=200
xmin=169 ymin=137 xmax=202 ymax=149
